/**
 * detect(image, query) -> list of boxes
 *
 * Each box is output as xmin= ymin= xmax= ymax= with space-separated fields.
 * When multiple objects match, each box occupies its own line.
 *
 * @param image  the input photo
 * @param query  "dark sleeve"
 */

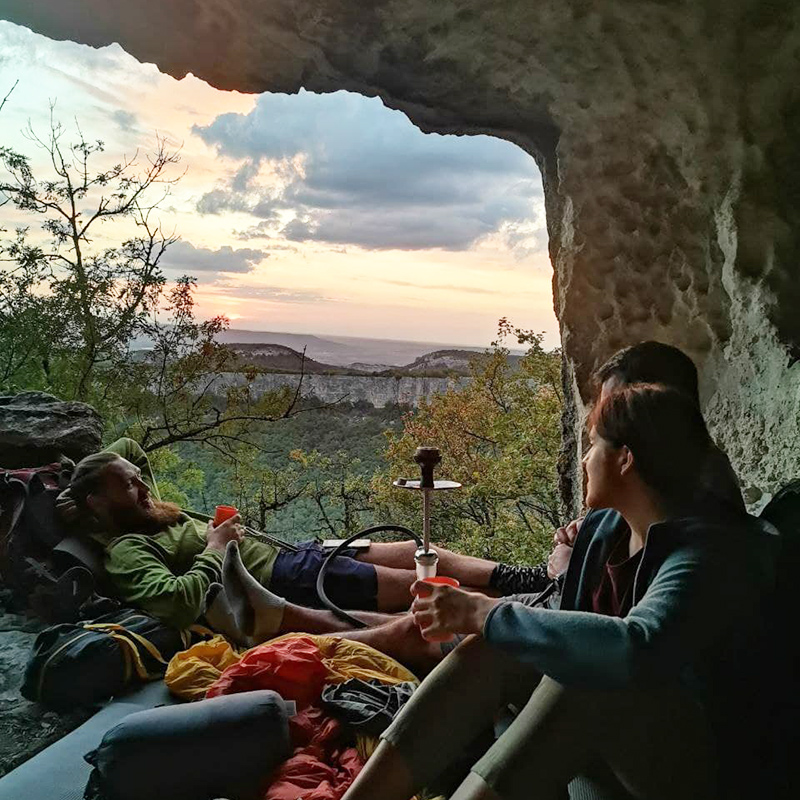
xmin=702 ymin=445 xmax=744 ymax=513
xmin=483 ymin=532 xmax=772 ymax=689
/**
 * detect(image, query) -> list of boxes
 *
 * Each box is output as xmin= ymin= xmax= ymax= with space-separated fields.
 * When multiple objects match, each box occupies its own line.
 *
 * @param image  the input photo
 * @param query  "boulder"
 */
xmin=0 ymin=393 xmax=103 ymax=469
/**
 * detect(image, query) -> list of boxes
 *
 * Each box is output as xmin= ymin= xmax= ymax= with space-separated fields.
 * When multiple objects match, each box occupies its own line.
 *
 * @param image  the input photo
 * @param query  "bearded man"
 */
xmin=63 ymin=438 xmax=502 ymax=634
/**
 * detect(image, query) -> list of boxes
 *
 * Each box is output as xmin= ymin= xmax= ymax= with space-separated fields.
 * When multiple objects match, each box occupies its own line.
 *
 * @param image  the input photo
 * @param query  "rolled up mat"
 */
xmin=84 ymin=690 xmax=295 ymax=800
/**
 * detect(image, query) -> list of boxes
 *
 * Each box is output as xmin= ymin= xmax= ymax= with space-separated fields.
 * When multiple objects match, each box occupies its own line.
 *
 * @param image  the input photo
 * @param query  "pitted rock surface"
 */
xmin=3 ymin=0 xmax=799 ymax=509
xmin=0 ymin=392 xmax=103 ymax=468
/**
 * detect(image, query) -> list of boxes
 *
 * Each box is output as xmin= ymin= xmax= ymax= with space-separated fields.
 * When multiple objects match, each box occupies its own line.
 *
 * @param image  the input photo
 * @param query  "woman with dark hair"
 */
xmin=341 ymin=384 xmax=777 ymax=800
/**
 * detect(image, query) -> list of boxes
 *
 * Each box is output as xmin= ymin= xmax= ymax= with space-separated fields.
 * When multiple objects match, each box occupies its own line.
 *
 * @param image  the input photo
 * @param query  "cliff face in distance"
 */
xmin=215 ymin=344 xmax=489 ymax=407
xmin=9 ymin=0 xmax=800 ymax=511
xmin=211 ymin=371 xmax=469 ymax=408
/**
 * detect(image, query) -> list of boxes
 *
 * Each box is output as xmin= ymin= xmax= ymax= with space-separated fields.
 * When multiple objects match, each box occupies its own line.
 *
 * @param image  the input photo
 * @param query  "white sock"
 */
xmin=203 ymin=583 xmax=254 ymax=648
xmin=222 ymin=540 xmax=286 ymax=642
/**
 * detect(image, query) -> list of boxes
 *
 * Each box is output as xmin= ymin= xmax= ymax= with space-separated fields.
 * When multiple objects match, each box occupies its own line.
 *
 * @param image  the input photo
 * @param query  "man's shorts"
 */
xmin=270 ymin=541 xmax=379 ymax=611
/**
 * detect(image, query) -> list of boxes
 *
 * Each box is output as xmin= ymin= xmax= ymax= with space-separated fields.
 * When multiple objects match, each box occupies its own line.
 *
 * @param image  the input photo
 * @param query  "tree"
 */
xmin=373 ymin=320 xmax=563 ymax=566
xmin=0 ymin=110 xmax=307 ymax=454
xmin=0 ymin=110 xmax=181 ymax=405
xmin=289 ymin=449 xmax=374 ymax=537
xmin=118 ymin=276 xmax=304 ymax=457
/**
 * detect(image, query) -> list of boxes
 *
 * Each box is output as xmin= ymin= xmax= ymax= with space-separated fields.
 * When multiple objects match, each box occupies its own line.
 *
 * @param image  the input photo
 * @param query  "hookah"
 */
xmin=315 ymin=445 xmax=460 ymax=627
xmin=393 ymin=447 xmax=461 ymax=581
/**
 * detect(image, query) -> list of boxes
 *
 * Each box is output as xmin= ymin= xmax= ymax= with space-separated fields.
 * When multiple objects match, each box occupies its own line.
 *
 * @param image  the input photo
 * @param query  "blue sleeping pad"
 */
xmin=0 ymin=681 xmax=176 ymax=800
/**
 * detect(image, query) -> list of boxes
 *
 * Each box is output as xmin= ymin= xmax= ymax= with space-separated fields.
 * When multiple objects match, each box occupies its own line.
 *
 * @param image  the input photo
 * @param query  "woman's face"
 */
xmin=582 ymin=426 xmax=626 ymax=509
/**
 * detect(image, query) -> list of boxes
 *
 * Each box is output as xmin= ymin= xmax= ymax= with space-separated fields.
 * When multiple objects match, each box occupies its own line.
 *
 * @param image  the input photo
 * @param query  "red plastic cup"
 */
xmin=213 ymin=505 xmax=238 ymax=526
xmin=423 ymin=576 xmax=460 ymax=589
xmin=418 ymin=576 xmax=460 ymax=643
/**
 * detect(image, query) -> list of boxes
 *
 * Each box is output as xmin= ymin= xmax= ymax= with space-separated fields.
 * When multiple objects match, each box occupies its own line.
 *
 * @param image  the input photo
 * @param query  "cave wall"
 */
xmin=3 ymin=0 xmax=799 ymax=513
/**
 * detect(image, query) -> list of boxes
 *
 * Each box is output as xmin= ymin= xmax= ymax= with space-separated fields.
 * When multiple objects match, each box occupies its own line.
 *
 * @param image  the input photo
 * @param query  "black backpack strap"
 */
xmin=0 ymin=474 xmax=30 ymax=584
xmin=52 ymin=535 xmax=110 ymax=588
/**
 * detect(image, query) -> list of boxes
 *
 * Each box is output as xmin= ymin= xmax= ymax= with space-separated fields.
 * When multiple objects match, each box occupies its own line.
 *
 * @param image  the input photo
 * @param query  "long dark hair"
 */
xmin=588 ymin=383 xmax=713 ymax=514
xmin=594 ymin=342 xmax=699 ymax=403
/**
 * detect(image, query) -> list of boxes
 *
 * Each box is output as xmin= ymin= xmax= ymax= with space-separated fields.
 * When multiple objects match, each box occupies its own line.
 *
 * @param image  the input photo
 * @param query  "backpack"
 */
xmin=21 ymin=609 xmax=206 ymax=711
xmin=0 ymin=461 xmax=77 ymax=613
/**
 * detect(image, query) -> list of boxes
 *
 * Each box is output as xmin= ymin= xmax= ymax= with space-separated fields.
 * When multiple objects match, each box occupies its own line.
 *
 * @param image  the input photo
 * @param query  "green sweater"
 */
xmin=96 ymin=439 xmax=279 ymax=629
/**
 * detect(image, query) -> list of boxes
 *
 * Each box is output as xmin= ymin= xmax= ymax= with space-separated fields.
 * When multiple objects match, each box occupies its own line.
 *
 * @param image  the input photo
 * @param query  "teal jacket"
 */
xmin=483 ymin=509 xmax=778 ymax=696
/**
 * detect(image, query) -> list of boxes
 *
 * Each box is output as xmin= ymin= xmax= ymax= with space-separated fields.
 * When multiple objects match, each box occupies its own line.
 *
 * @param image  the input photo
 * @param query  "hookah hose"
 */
xmin=316 ymin=524 xmax=422 ymax=628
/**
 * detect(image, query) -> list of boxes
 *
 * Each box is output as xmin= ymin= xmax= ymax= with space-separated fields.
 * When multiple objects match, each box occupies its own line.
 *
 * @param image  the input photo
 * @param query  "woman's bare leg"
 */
xmin=336 ymin=613 xmax=443 ymax=674
xmin=341 ymin=636 xmax=540 ymax=800
xmin=449 ymin=773 xmax=501 ymax=800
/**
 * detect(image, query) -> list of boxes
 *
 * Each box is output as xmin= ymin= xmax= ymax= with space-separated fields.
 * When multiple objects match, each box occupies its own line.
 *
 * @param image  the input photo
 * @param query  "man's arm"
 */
xmin=105 ymin=534 xmax=224 ymax=629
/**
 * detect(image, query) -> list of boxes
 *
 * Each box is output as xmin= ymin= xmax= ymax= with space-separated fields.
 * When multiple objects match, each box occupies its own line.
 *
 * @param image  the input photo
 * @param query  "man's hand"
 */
xmin=410 ymin=581 xmax=500 ymax=638
xmin=547 ymin=517 xmax=584 ymax=579
xmin=547 ymin=544 xmax=573 ymax=579
xmin=553 ymin=516 xmax=583 ymax=547
xmin=205 ymin=515 xmax=244 ymax=553
xmin=55 ymin=487 xmax=79 ymax=524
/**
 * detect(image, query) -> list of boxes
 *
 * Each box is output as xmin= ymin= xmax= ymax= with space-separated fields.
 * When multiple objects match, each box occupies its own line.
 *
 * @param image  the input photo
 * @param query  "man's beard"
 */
xmin=143 ymin=500 xmax=183 ymax=531
xmin=113 ymin=500 xmax=182 ymax=533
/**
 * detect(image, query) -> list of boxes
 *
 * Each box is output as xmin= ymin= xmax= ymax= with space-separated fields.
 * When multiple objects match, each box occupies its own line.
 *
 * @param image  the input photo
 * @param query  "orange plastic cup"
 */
xmin=214 ymin=505 xmax=238 ymax=526
xmin=418 ymin=576 xmax=460 ymax=643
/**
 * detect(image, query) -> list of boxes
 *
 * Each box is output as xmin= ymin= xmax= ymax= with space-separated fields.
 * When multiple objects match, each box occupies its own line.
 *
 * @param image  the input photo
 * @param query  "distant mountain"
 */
xmin=392 ymin=349 xmax=518 ymax=376
xmin=226 ymin=343 xmax=361 ymax=375
xmin=129 ymin=328 xmax=523 ymax=368
xmin=226 ymin=344 xmax=519 ymax=378
xmin=217 ymin=329 xmax=501 ymax=367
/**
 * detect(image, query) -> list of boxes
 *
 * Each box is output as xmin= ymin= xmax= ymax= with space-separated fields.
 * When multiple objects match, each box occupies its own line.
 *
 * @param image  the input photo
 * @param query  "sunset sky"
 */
xmin=0 ymin=20 xmax=558 ymax=348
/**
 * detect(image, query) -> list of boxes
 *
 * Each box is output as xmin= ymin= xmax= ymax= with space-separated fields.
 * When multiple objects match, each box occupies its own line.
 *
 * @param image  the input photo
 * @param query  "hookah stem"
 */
xmin=422 ymin=488 xmax=431 ymax=553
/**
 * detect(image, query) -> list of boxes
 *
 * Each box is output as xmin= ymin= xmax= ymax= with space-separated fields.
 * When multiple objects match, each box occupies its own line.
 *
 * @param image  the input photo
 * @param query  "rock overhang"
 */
xmin=2 ymin=0 xmax=799 ymax=509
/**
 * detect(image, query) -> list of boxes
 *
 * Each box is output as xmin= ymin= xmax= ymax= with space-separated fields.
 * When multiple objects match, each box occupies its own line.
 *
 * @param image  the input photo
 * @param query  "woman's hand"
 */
xmin=410 ymin=582 xmax=500 ymax=639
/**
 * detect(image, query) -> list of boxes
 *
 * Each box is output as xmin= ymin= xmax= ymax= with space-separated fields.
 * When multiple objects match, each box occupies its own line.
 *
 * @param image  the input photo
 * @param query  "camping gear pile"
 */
xmin=84 ymin=633 xmax=418 ymax=800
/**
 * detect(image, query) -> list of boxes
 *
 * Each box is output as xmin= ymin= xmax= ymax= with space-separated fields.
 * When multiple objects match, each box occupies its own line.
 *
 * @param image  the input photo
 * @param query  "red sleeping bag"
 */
xmin=206 ymin=635 xmax=329 ymax=707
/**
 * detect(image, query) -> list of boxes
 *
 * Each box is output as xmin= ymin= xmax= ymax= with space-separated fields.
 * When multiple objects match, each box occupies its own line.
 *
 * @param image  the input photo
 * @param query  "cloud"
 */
xmin=213 ymin=281 xmax=332 ymax=303
xmin=379 ymin=279 xmax=502 ymax=295
xmin=161 ymin=240 xmax=268 ymax=274
xmin=111 ymin=109 xmax=138 ymax=133
xmin=196 ymin=189 xmax=253 ymax=215
xmin=192 ymin=90 xmax=545 ymax=252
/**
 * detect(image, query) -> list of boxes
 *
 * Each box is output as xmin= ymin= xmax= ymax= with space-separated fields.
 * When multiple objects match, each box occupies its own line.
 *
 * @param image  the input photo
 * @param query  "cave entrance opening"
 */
xmin=1 ymin=20 xmax=564 ymax=548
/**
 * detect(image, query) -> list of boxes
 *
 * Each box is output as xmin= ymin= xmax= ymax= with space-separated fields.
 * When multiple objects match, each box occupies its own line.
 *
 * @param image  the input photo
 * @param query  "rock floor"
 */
xmin=0 ymin=600 xmax=91 ymax=777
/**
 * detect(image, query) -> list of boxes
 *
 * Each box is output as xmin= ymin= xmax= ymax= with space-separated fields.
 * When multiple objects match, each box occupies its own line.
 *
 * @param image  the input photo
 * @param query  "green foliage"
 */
xmin=167 ymin=403 xmax=405 ymax=541
xmin=372 ymin=320 xmax=563 ymax=565
xmin=0 ymin=117 xmax=181 ymax=408
xmin=162 ymin=324 xmax=563 ymax=567
xmin=0 ymin=111 xmax=300 ymax=455
xmin=147 ymin=447 xmax=207 ymax=508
